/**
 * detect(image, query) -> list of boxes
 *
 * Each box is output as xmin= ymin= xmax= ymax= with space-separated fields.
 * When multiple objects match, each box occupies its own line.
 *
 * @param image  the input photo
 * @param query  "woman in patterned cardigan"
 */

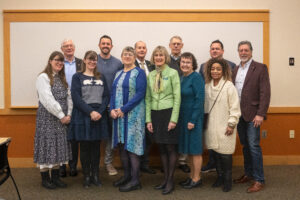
xmin=110 ymin=46 xmax=147 ymax=192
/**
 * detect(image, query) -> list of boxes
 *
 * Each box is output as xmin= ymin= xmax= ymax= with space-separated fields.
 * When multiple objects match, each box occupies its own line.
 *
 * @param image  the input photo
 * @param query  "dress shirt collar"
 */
xmin=64 ymin=57 xmax=75 ymax=64
xmin=239 ymin=58 xmax=253 ymax=69
xmin=171 ymin=54 xmax=180 ymax=61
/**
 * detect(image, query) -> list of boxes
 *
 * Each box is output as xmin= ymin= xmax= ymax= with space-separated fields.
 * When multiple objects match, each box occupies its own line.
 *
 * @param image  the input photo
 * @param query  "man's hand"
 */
xmin=253 ymin=115 xmax=264 ymax=127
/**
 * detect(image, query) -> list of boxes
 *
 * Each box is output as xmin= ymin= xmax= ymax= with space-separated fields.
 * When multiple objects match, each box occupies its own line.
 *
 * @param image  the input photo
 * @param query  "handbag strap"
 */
xmin=207 ymin=81 xmax=227 ymax=114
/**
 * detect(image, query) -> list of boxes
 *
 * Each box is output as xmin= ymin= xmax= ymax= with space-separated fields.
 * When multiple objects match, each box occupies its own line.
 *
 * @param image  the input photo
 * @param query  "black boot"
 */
xmin=82 ymin=164 xmax=91 ymax=188
xmin=59 ymin=164 xmax=67 ymax=177
xmin=212 ymin=151 xmax=223 ymax=188
xmin=91 ymin=166 xmax=102 ymax=187
xmin=40 ymin=171 xmax=56 ymax=189
xmin=51 ymin=169 xmax=67 ymax=188
xmin=221 ymin=154 xmax=232 ymax=192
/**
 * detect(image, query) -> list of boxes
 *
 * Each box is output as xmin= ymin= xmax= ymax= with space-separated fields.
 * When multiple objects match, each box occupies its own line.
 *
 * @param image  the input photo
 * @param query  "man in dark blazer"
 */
xmin=134 ymin=41 xmax=155 ymax=76
xmin=232 ymin=41 xmax=270 ymax=193
xmin=199 ymin=40 xmax=236 ymax=78
xmin=134 ymin=41 xmax=155 ymax=174
xmin=60 ymin=39 xmax=82 ymax=177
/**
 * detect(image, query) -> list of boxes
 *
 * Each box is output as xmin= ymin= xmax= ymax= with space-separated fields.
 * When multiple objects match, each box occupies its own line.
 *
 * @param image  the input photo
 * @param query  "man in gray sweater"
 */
xmin=97 ymin=35 xmax=123 ymax=176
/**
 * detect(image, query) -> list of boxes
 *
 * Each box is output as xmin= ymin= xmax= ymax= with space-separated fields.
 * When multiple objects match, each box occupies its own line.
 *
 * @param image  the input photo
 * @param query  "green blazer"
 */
xmin=145 ymin=65 xmax=181 ymax=123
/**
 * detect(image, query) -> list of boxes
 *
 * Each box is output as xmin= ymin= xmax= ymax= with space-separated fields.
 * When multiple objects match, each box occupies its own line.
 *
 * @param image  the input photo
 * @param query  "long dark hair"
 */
xmin=41 ymin=51 xmax=68 ymax=88
xmin=80 ymin=50 xmax=101 ymax=80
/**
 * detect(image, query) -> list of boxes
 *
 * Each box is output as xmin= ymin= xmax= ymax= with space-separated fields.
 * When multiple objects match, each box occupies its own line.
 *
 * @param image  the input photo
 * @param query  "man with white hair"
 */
xmin=59 ymin=39 xmax=82 ymax=177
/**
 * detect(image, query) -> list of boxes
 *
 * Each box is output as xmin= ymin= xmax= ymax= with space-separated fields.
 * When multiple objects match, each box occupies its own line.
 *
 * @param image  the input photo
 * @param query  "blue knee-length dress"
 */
xmin=178 ymin=72 xmax=205 ymax=155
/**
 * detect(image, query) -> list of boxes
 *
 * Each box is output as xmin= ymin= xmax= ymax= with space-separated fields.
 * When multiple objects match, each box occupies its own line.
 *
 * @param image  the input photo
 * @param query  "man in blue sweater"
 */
xmin=97 ymin=35 xmax=123 ymax=176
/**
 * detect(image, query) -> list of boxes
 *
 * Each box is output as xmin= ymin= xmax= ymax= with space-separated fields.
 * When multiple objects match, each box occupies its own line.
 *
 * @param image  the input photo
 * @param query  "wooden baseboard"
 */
xmin=8 ymin=155 xmax=300 ymax=168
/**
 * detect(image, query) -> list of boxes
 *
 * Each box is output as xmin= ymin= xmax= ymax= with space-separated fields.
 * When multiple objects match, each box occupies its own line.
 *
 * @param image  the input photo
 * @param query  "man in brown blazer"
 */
xmin=232 ymin=41 xmax=270 ymax=193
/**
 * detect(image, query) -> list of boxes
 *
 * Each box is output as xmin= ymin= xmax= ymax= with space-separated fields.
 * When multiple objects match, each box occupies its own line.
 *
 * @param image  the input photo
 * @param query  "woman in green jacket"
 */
xmin=145 ymin=46 xmax=181 ymax=195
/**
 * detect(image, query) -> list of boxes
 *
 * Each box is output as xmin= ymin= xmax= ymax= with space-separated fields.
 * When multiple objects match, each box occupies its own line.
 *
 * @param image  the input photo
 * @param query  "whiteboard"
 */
xmin=10 ymin=22 xmax=263 ymax=107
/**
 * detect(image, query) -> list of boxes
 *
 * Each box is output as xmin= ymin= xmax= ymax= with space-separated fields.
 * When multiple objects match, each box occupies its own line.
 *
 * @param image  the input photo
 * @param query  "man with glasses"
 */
xmin=168 ymin=36 xmax=190 ymax=173
xmin=59 ymin=39 xmax=82 ymax=177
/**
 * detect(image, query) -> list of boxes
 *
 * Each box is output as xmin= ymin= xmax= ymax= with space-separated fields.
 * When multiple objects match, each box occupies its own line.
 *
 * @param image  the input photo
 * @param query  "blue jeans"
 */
xmin=237 ymin=117 xmax=265 ymax=183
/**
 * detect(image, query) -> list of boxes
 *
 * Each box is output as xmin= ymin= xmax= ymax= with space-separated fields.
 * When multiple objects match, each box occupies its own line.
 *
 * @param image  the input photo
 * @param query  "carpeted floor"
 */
xmin=0 ymin=166 xmax=300 ymax=200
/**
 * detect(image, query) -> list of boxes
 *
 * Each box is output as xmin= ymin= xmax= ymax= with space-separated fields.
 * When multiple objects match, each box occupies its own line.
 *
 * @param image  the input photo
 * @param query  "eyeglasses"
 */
xmin=180 ymin=61 xmax=192 ymax=65
xmin=87 ymin=58 xmax=97 ymax=62
xmin=122 ymin=53 xmax=134 ymax=57
xmin=62 ymin=44 xmax=74 ymax=48
xmin=53 ymin=59 xmax=63 ymax=62
xmin=171 ymin=42 xmax=182 ymax=46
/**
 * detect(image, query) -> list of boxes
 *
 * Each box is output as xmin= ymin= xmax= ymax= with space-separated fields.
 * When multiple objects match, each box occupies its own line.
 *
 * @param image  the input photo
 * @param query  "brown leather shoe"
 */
xmin=233 ymin=174 xmax=253 ymax=184
xmin=247 ymin=181 xmax=264 ymax=193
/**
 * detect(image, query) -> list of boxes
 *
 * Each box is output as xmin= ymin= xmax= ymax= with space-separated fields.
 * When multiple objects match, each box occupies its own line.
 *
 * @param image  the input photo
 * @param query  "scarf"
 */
xmin=153 ymin=64 xmax=166 ymax=93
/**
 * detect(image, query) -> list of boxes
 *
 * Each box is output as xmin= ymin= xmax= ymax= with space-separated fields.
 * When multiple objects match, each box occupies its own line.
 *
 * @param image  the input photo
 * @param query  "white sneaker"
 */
xmin=106 ymin=164 xmax=118 ymax=176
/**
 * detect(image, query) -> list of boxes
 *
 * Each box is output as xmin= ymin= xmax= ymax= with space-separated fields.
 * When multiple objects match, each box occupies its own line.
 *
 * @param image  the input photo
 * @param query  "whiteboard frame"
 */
xmin=2 ymin=9 xmax=273 ymax=114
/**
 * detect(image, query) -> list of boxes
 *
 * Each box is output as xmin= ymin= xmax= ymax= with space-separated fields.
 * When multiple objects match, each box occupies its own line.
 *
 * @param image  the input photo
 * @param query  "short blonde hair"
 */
xmin=150 ymin=46 xmax=170 ymax=65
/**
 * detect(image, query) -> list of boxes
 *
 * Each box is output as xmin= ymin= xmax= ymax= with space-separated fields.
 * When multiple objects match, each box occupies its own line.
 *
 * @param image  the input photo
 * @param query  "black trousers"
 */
xmin=80 ymin=141 xmax=101 ymax=175
xmin=69 ymin=141 xmax=79 ymax=169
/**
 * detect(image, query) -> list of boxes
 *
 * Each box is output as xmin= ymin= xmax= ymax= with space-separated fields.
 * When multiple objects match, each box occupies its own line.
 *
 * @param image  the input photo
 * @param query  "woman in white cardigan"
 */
xmin=204 ymin=58 xmax=241 ymax=192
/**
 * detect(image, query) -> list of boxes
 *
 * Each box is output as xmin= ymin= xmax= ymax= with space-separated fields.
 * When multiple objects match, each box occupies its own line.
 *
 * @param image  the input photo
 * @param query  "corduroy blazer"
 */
xmin=232 ymin=60 xmax=271 ymax=122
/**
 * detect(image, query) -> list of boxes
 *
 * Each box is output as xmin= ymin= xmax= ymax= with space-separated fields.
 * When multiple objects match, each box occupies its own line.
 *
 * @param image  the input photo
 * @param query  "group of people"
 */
xmin=33 ymin=35 xmax=271 ymax=195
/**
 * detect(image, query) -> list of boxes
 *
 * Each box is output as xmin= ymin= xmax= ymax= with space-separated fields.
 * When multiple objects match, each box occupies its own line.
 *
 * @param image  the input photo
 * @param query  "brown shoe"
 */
xmin=247 ymin=181 xmax=264 ymax=193
xmin=233 ymin=174 xmax=253 ymax=184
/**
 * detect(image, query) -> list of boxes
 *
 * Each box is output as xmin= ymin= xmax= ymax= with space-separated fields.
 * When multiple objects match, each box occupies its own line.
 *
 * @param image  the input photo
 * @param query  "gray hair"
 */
xmin=61 ymin=39 xmax=75 ymax=48
xmin=238 ymin=40 xmax=253 ymax=51
xmin=169 ymin=35 xmax=183 ymax=43
xmin=121 ymin=46 xmax=136 ymax=57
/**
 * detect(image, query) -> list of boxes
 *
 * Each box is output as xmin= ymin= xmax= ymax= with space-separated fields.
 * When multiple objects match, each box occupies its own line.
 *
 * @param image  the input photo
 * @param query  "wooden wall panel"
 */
xmin=1 ymin=113 xmax=300 ymax=167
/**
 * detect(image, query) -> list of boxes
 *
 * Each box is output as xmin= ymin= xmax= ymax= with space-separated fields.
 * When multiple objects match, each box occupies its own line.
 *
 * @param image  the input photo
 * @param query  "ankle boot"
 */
xmin=220 ymin=154 xmax=232 ymax=192
xmin=212 ymin=151 xmax=223 ymax=188
xmin=51 ymin=169 xmax=67 ymax=188
xmin=40 ymin=171 xmax=56 ymax=189
xmin=91 ymin=168 xmax=102 ymax=187
xmin=82 ymin=164 xmax=91 ymax=188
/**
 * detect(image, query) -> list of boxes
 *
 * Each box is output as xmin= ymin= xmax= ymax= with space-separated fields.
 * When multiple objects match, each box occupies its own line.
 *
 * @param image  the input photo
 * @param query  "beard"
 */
xmin=101 ymin=48 xmax=111 ymax=55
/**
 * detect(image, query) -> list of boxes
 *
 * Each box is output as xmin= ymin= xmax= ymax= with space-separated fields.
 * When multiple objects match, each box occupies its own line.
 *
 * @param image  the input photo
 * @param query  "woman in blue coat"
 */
xmin=110 ymin=46 xmax=147 ymax=192
xmin=178 ymin=52 xmax=205 ymax=189
xmin=68 ymin=50 xmax=109 ymax=188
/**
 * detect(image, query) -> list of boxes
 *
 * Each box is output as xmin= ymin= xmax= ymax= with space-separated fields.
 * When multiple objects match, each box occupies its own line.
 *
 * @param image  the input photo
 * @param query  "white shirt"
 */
xmin=235 ymin=59 xmax=253 ymax=100
xmin=136 ymin=58 xmax=149 ymax=76
xmin=36 ymin=73 xmax=73 ymax=119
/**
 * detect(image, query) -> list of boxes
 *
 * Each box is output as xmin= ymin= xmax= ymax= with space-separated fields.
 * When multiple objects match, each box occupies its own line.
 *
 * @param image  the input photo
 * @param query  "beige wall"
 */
xmin=1 ymin=0 xmax=300 ymax=108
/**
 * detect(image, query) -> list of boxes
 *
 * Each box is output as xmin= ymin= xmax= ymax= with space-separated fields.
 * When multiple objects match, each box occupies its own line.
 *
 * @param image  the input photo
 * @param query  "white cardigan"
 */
xmin=204 ymin=78 xmax=241 ymax=154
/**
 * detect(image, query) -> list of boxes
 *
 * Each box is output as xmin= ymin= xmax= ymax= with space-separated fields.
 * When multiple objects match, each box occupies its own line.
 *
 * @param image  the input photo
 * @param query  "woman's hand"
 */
xmin=110 ymin=109 xmax=118 ymax=119
xmin=168 ymin=122 xmax=176 ymax=131
xmin=147 ymin=122 xmax=153 ymax=133
xmin=187 ymin=122 xmax=195 ymax=130
xmin=60 ymin=116 xmax=71 ymax=124
xmin=116 ymin=108 xmax=124 ymax=118
xmin=90 ymin=111 xmax=101 ymax=121
xmin=225 ymin=126 xmax=234 ymax=136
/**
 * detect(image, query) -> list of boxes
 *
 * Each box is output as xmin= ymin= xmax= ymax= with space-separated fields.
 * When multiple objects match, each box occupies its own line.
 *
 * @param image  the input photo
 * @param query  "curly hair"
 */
xmin=204 ymin=58 xmax=232 ymax=83
xmin=41 ymin=51 xmax=68 ymax=88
